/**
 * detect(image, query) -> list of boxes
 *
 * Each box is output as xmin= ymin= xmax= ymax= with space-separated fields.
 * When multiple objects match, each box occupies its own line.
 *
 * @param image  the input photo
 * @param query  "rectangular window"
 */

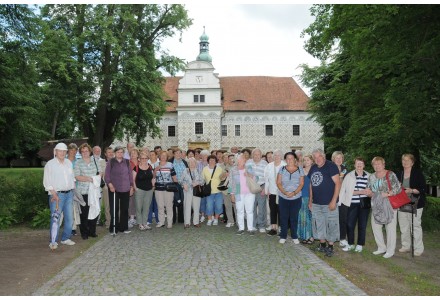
xmin=265 ymin=125 xmax=273 ymax=136
xmin=193 ymin=95 xmax=205 ymax=103
xmin=235 ymin=125 xmax=240 ymax=136
xmin=221 ymin=125 xmax=227 ymax=136
xmin=168 ymin=126 xmax=176 ymax=137
xmin=195 ymin=122 xmax=203 ymax=134
xmin=293 ymin=125 xmax=300 ymax=136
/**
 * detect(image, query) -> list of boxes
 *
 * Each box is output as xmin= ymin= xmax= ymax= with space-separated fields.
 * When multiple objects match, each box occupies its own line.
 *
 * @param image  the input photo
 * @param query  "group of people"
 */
xmin=43 ymin=142 xmax=426 ymax=259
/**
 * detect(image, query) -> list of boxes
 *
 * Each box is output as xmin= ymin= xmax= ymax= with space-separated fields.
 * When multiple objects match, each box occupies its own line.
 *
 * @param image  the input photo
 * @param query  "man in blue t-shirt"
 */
xmin=308 ymin=149 xmax=341 ymax=257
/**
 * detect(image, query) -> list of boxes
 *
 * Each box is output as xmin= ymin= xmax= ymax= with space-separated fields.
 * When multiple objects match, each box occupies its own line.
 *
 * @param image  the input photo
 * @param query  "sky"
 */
xmin=160 ymin=3 xmax=320 ymax=93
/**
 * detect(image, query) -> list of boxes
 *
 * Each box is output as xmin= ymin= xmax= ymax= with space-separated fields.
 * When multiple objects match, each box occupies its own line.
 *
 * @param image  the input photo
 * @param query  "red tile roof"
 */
xmin=162 ymin=76 xmax=309 ymax=112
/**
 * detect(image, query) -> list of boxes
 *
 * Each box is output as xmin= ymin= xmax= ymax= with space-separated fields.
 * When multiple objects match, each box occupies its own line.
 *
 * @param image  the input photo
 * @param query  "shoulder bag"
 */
xmin=246 ymin=174 xmax=262 ymax=194
xmin=189 ymin=170 xmax=203 ymax=198
xmin=386 ymin=171 xmax=410 ymax=209
xmin=202 ymin=166 xmax=216 ymax=197
xmin=359 ymin=197 xmax=371 ymax=209
xmin=93 ymin=158 xmax=105 ymax=188
xmin=159 ymin=169 xmax=178 ymax=193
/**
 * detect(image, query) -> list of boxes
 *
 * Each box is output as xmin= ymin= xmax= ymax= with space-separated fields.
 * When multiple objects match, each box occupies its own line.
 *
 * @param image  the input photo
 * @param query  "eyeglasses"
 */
xmin=140 ymin=158 xmax=148 ymax=160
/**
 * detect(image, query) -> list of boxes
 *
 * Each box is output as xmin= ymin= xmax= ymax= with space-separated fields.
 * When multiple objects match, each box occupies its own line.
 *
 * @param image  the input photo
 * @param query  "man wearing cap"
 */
xmin=43 ymin=143 xmax=76 ymax=249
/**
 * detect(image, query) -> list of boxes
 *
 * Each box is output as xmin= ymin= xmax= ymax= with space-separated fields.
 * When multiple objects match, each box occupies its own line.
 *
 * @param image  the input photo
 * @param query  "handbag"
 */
xmin=201 ymin=166 xmax=216 ymax=197
xmin=217 ymin=177 xmax=229 ymax=191
xmin=399 ymin=194 xmax=419 ymax=214
xmin=189 ymin=169 xmax=203 ymax=197
xmin=359 ymin=197 xmax=371 ymax=209
xmin=93 ymin=157 xmax=105 ymax=188
xmin=165 ymin=182 xmax=179 ymax=193
xmin=386 ymin=171 xmax=411 ymax=209
xmin=246 ymin=175 xmax=262 ymax=194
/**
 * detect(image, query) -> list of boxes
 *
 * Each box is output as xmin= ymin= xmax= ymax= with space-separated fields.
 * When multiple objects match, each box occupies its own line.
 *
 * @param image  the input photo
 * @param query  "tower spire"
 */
xmin=196 ymin=26 xmax=212 ymax=62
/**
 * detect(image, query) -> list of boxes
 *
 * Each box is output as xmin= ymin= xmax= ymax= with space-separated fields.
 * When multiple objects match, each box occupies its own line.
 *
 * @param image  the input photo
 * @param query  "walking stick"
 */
xmin=112 ymin=191 xmax=116 ymax=237
xmin=411 ymin=204 xmax=415 ymax=258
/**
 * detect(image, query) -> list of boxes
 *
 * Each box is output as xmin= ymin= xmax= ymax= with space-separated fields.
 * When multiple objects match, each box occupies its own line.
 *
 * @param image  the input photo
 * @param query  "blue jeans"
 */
xmin=279 ymin=196 xmax=302 ymax=239
xmin=347 ymin=203 xmax=370 ymax=246
xmin=49 ymin=191 xmax=73 ymax=242
xmin=147 ymin=192 xmax=158 ymax=223
xmin=206 ymin=192 xmax=224 ymax=216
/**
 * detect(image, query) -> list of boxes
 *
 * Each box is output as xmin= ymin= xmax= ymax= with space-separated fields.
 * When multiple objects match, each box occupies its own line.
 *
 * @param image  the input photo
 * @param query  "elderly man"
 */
xmin=245 ymin=148 xmax=268 ymax=233
xmin=43 ymin=143 xmax=76 ymax=250
xmin=308 ymin=149 xmax=341 ymax=257
xmin=102 ymin=147 xmax=114 ymax=228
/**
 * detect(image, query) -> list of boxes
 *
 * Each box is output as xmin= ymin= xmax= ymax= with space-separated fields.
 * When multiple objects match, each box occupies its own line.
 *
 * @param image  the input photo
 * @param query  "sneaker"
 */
xmin=249 ymin=230 xmax=256 ymax=236
xmin=414 ymin=252 xmax=422 ymax=256
xmin=279 ymin=238 xmax=286 ymax=244
xmin=259 ymin=228 xmax=266 ymax=233
xmin=266 ymin=225 xmax=272 ymax=231
xmin=156 ymin=223 xmax=164 ymax=228
xmin=206 ymin=219 xmax=213 ymax=226
xmin=236 ymin=230 xmax=245 ymax=235
xmin=225 ymin=222 xmax=235 ymax=228
xmin=123 ymin=230 xmax=131 ymax=234
xmin=398 ymin=248 xmax=410 ymax=253
xmin=61 ymin=239 xmax=75 ymax=246
xmin=49 ymin=242 xmax=58 ymax=250
xmin=139 ymin=224 xmax=145 ymax=231
xmin=144 ymin=225 xmax=152 ymax=230
xmin=373 ymin=250 xmax=386 ymax=255
xmin=213 ymin=219 xmax=219 ymax=226
xmin=339 ymin=239 xmax=348 ymax=247
xmin=200 ymin=216 xmax=205 ymax=223
xmin=267 ymin=229 xmax=277 ymax=236
xmin=128 ymin=222 xmax=134 ymax=228
xmin=293 ymin=239 xmax=300 ymax=245
xmin=342 ymin=244 xmax=354 ymax=252
xmin=383 ymin=253 xmax=393 ymax=258
xmin=354 ymin=245 xmax=363 ymax=253
xmin=71 ymin=230 xmax=77 ymax=236
xmin=146 ymin=222 xmax=151 ymax=226
xmin=325 ymin=247 xmax=334 ymax=257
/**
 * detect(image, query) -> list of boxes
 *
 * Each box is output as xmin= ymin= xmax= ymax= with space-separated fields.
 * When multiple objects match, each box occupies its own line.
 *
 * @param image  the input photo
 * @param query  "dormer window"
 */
xmin=194 ymin=95 xmax=205 ymax=103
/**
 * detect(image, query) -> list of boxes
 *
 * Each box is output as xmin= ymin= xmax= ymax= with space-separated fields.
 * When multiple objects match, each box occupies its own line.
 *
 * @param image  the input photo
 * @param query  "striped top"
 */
xmin=351 ymin=171 xmax=369 ymax=204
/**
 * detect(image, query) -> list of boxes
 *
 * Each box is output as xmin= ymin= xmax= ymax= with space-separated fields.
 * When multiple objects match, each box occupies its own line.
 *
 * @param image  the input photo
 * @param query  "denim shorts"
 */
xmin=206 ymin=192 xmax=224 ymax=216
xmin=312 ymin=203 xmax=340 ymax=242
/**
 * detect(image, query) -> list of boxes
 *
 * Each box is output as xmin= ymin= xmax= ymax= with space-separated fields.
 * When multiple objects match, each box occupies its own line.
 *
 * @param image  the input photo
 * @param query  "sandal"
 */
xmin=306 ymin=238 xmax=314 ymax=244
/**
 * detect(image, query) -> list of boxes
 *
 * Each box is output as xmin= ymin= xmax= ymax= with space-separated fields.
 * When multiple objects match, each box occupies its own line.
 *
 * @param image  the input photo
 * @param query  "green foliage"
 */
xmin=301 ymin=5 xmax=440 ymax=173
xmin=30 ymin=208 xmax=51 ymax=229
xmin=422 ymin=197 xmax=440 ymax=232
xmin=0 ymin=169 xmax=47 ymax=229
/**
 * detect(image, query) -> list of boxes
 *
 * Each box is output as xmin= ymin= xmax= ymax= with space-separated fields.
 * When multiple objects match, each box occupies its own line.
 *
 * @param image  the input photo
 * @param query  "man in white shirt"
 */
xmin=43 ymin=143 xmax=76 ymax=250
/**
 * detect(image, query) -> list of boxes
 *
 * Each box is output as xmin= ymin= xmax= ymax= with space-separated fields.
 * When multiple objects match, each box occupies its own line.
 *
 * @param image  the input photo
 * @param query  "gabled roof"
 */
xmin=162 ymin=76 xmax=309 ymax=112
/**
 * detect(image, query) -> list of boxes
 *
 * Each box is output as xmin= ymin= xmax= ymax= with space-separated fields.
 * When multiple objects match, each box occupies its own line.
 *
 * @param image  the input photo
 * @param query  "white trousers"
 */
xmin=183 ymin=190 xmax=201 ymax=226
xmin=371 ymin=209 xmax=397 ymax=255
xmin=235 ymin=193 xmax=255 ymax=231
xmin=398 ymin=208 xmax=424 ymax=254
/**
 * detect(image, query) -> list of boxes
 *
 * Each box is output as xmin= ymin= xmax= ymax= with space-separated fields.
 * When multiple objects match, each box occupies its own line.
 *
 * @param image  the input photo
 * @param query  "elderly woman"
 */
xmin=366 ymin=156 xmax=401 ymax=258
xmin=276 ymin=152 xmax=304 ymax=244
xmin=198 ymin=149 xmax=210 ymax=223
xmin=339 ymin=157 xmax=370 ymax=252
xmin=147 ymin=150 xmax=159 ymax=226
xmin=332 ymin=151 xmax=349 ymax=248
xmin=180 ymin=157 xmax=203 ymax=228
xmin=202 ymin=155 xmax=225 ymax=226
xmin=397 ymin=154 xmax=426 ymax=256
xmin=133 ymin=152 xmax=155 ymax=230
xmin=264 ymin=149 xmax=286 ymax=236
xmin=74 ymin=143 xmax=103 ymax=240
xmin=105 ymin=146 xmax=134 ymax=234
xmin=128 ymin=148 xmax=140 ymax=228
xmin=222 ymin=153 xmax=236 ymax=227
xmin=229 ymin=154 xmax=256 ymax=235
xmin=154 ymin=151 xmax=178 ymax=229
xmin=67 ymin=143 xmax=80 ymax=236
xmin=298 ymin=154 xmax=314 ymax=244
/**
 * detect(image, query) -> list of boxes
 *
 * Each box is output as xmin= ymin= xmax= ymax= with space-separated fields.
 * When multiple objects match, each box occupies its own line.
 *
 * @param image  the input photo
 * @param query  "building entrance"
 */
xmin=188 ymin=142 xmax=210 ymax=150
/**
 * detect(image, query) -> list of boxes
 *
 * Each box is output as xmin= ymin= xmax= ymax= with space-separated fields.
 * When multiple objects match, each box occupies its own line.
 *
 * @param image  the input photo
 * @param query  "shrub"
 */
xmin=423 ymin=196 xmax=440 ymax=232
xmin=30 ymin=208 xmax=51 ymax=229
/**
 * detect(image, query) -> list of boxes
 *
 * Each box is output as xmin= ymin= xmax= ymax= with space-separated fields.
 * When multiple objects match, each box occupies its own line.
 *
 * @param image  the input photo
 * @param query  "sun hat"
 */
xmin=54 ymin=143 xmax=68 ymax=151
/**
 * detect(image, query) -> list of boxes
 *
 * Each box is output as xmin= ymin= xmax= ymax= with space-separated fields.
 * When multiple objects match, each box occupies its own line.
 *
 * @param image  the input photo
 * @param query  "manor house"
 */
xmin=143 ymin=30 xmax=324 ymax=153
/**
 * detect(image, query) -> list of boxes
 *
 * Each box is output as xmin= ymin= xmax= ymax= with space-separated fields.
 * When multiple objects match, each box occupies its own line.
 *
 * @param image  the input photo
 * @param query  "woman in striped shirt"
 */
xmin=338 ymin=157 xmax=370 ymax=252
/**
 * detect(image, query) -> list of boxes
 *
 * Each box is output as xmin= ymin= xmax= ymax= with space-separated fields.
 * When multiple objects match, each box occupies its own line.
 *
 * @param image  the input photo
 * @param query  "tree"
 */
xmin=0 ymin=5 xmax=49 ymax=164
xmin=40 ymin=4 xmax=192 ymax=149
xmin=301 ymin=4 xmax=440 ymax=174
